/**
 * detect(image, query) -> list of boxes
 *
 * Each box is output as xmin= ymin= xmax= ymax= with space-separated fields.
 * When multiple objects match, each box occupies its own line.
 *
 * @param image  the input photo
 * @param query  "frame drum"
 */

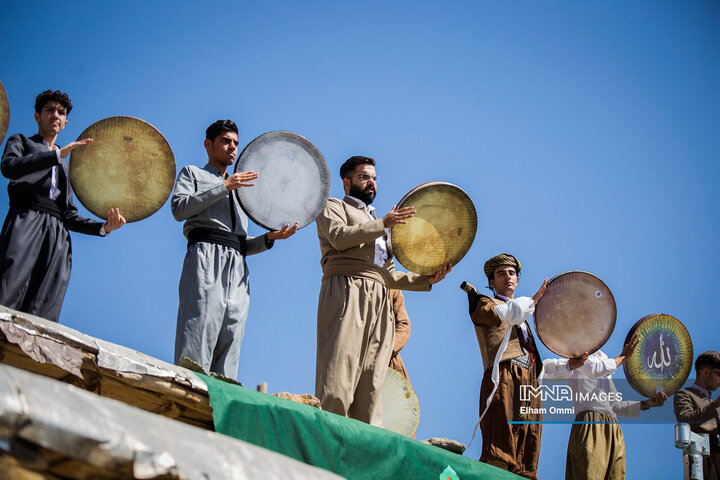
xmin=381 ymin=368 xmax=420 ymax=437
xmin=535 ymin=271 xmax=616 ymax=358
xmin=0 ymin=80 xmax=8 ymax=146
xmin=69 ymin=116 xmax=176 ymax=222
xmin=234 ymin=131 xmax=329 ymax=231
xmin=390 ymin=182 xmax=477 ymax=275
xmin=623 ymin=314 xmax=693 ymax=398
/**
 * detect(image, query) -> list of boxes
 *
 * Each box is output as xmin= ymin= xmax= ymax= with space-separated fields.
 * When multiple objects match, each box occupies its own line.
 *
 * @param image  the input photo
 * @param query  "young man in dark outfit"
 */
xmin=0 ymin=90 xmax=125 ymax=322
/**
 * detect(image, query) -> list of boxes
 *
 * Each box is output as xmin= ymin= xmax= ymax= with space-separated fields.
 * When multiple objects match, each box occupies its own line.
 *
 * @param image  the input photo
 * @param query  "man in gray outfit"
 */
xmin=172 ymin=119 xmax=297 ymax=378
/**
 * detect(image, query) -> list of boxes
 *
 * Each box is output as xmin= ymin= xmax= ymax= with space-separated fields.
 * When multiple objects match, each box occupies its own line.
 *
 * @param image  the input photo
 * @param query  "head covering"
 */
xmin=483 ymin=253 xmax=521 ymax=280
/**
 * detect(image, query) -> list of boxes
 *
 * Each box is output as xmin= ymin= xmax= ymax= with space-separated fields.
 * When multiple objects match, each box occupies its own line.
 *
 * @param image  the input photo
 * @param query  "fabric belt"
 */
xmin=9 ymin=193 xmax=63 ymax=220
xmin=187 ymin=227 xmax=247 ymax=255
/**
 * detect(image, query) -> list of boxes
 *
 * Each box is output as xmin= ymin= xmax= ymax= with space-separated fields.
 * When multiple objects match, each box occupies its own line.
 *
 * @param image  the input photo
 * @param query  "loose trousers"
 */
xmin=316 ymin=275 xmax=393 ymax=426
xmin=566 ymin=411 xmax=626 ymax=480
xmin=0 ymin=209 xmax=71 ymax=323
xmin=175 ymin=242 xmax=249 ymax=379
xmin=479 ymin=361 xmax=542 ymax=480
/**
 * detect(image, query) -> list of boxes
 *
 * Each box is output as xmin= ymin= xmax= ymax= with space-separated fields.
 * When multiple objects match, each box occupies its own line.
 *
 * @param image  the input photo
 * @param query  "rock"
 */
xmin=272 ymin=392 xmax=322 ymax=409
xmin=422 ymin=437 xmax=467 ymax=454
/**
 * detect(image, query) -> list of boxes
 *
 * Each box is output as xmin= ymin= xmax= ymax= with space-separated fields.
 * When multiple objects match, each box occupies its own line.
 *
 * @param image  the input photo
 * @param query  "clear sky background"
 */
xmin=1 ymin=1 xmax=719 ymax=478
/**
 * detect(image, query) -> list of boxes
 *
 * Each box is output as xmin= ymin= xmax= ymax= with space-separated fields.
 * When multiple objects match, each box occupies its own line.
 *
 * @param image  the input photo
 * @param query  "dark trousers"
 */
xmin=479 ymin=361 xmax=542 ymax=480
xmin=0 ymin=209 xmax=71 ymax=323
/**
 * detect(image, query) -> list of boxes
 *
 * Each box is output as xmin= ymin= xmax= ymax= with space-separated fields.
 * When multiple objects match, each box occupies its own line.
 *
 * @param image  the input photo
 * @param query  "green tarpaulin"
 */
xmin=200 ymin=373 xmax=520 ymax=480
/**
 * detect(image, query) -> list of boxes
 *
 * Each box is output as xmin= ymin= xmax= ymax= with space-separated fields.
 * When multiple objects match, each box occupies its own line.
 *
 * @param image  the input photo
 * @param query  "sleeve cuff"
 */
xmin=264 ymin=234 xmax=274 ymax=249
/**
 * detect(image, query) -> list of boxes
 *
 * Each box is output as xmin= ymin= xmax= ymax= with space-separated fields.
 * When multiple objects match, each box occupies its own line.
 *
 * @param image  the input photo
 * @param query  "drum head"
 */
xmin=381 ymin=368 xmax=420 ymax=437
xmin=623 ymin=314 xmax=693 ymax=398
xmin=0 ymin=80 xmax=9 ymax=146
xmin=390 ymin=182 xmax=477 ymax=275
xmin=535 ymin=271 xmax=616 ymax=358
xmin=234 ymin=131 xmax=329 ymax=231
xmin=69 ymin=116 xmax=175 ymax=222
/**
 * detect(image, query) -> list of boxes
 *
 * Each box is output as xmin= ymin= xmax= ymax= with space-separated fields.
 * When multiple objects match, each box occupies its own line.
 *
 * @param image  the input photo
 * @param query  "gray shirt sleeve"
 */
xmin=171 ymin=166 xmax=228 ymax=221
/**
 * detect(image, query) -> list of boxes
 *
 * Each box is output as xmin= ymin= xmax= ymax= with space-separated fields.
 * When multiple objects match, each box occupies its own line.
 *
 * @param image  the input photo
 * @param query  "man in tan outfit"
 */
xmin=315 ymin=155 xmax=450 ymax=426
xmin=462 ymin=253 xmax=546 ymax=479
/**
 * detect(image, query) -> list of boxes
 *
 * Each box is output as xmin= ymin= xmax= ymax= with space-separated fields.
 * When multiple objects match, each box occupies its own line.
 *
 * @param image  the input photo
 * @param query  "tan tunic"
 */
xmin=388 ymin=289 xmax=411 ymax=381
xmin=315 ymin=196 xmax=430 ymax=426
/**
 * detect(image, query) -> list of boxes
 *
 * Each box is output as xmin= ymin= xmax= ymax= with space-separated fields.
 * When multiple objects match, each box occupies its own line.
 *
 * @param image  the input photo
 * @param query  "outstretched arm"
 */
xmin=316 ymin=199 xmax=387 ymax=251
xmin=171 ymin=167 xmax=243 ymax=221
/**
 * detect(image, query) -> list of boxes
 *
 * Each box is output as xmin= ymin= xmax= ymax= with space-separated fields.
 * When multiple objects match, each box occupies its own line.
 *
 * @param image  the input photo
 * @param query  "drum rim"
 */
xmin=0 ymin=79 xmax=10 ymax=146
xmin=381 ymin=367 xmax=420 ymax=437
xmin=233 ymin=130 xmax=329 ymax=231
xmin=391 ymin=181 xmax=477 ymax=274
xmin=535 ymin=270 xmax=617 ymax=358
xmin=69 ymin=115 xmax=175 ymax=222
xmin=622 ymin=313 xmax=693 ymax=397
xmin=396 ymin=181 xmax=470 ymax=209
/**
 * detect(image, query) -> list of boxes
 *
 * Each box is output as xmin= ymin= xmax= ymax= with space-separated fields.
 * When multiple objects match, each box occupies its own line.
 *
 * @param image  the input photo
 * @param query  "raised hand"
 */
xmin=382 ymin=205 xmax=415 ymax=228
xmin=104 ymin=208 xmax=126 ymax=233
xmin=428 ymin=262 xmax=452 ymax=285
xmin=568 ymin=352 xmax=589 ymax=370
xmin=267 ymin=222 xmax=299 ymax=240
xmin=532 ymin=278 xmax=548 ymax=304
xmin=225 ymin=170 xmax=259 ymax=191
xmin=60 ymin=138 xmax=93 ymax=159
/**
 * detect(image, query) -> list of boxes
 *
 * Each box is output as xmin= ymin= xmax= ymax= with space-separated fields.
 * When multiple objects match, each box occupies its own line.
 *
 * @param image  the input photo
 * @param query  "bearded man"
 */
xmin=315 ymin=155 xmax=450 ymax=426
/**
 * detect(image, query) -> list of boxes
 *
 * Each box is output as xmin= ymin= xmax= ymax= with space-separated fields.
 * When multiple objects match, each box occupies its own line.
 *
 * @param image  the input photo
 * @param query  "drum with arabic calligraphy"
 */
xmin=623 ymin=314 xmax=693 ymax=398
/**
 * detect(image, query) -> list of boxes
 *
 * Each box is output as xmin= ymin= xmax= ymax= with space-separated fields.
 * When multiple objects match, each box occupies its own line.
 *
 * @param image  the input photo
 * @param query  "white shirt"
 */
xmin=543 ymin=350 xmax=641 ymax=418
xmin=42 ymin=139 xmax=62 ymax=200
xmin=494 ymin=293 xmax=534 ymax=342
xmin=347 ymin=195 xmax=389 ymax=268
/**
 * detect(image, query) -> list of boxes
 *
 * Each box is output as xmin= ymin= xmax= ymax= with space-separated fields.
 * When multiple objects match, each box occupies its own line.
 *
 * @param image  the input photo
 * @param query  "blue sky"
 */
xmin=1 ymin=1 xmax=719 ymax=478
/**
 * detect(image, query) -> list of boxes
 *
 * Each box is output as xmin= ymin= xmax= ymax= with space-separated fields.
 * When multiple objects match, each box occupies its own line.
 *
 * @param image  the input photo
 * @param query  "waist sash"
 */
xmin=9 ymin=193 xmax=63 ymax=220
xmin=187 ymin=227 xmax=247 ymax=255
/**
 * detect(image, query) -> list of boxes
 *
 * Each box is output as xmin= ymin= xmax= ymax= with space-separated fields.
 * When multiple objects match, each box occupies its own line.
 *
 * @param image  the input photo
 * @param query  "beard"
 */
xmin=349 ymin=184 xmax=376 ymax=205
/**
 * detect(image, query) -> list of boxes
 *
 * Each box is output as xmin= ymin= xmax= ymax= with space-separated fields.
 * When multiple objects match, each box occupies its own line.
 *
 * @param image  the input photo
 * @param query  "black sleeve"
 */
xmin=1 ymin=135 xmax=60 ymax=179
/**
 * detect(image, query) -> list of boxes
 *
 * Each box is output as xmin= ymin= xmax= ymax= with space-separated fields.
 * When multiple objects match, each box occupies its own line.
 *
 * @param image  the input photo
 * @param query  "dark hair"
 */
xmin=695 ymin=351 xmax=720 ymax=372
xmin=339 ymin=156 xmax=375 ymax=179
xmin=205 ymin=119 xmax=238 ymax=141
xmin=34 ymin=90 xmax=72 ymax=115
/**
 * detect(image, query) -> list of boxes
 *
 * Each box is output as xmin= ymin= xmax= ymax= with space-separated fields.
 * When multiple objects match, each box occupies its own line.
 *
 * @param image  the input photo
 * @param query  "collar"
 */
xmin=495 ymin=293 xmax=512 ymax=302
xmin=690 ymin=383 xmax=712 ymax=399
xmin=203 ymin=163 xmax=225 ymax=177
xmin=344 ymin=195 xmax=375 ymax=212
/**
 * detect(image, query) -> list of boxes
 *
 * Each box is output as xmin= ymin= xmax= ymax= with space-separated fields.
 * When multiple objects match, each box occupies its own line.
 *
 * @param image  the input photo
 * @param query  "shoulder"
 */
xmin=6 ymin=133 xmax=32 ymax=145
xmin=673 ymin=388 xmax=694 ymax=403
xmin=322 ymin=197 xmax=347 ymax=213
xmin=176 ymin=164 xmax=203 ymax=178
xmin=480 ymin=295 xmax=501 ymax=306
